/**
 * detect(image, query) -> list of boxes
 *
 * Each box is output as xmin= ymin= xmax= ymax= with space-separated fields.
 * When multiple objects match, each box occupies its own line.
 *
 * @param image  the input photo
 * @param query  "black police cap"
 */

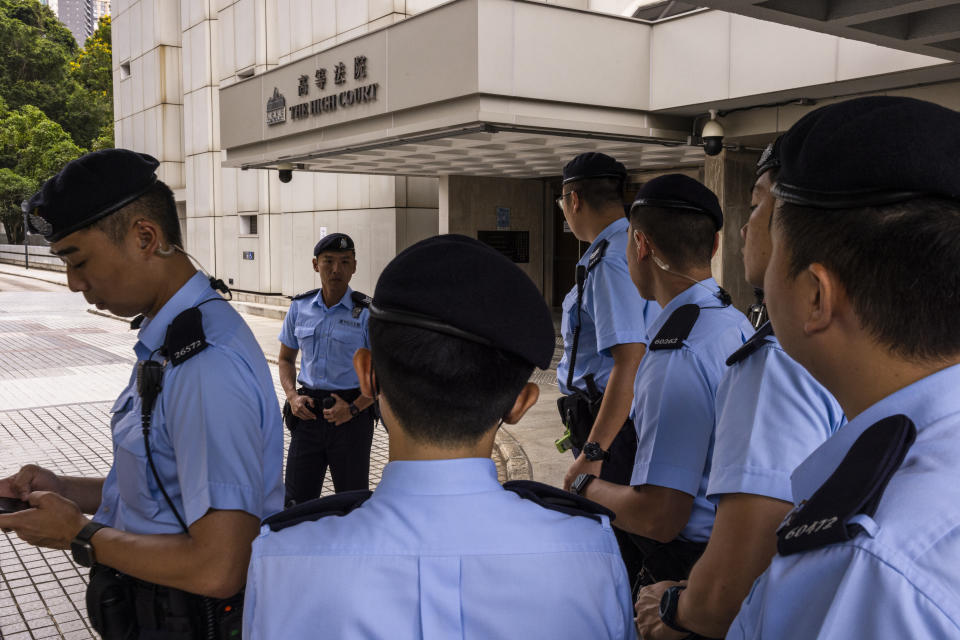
xmin=630 ymin=174 xmax=723 ymax=230
xmin=756 ymin=136 xmax=781 ymax=177
xmin=370 ymin=234 xmax=554 ymax=369
xmin=562 ymin=152 xmax=627 ymax=186
xmin=314 ymin=233 xmax=355 ymax=256
xmin=774 ymin=96 xmax=960 ymax=209
xmin=26 ymin=149 xmax=159 ymax=242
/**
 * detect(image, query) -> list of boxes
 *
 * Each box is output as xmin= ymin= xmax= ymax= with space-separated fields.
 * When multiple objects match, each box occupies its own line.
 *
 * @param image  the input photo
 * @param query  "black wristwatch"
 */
xmin=71 ymin=521 xmax=107 ymax=568
xmin=348 ymin=403 xmax=360 ymax=417
xmin=659 ymin=585 xmax=690 ymax=633
xmin=571 ymin=473 xmax=596 ymax=496
xmin=582 ymin=441 xmax=610 ymax=462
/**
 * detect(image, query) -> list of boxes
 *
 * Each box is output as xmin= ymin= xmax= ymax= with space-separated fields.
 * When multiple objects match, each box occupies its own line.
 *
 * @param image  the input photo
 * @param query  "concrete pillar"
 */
xmin=443 ymin=175 xmax=546 ymax=294
xmin=704 ymin=148 xmax=762 ymax=314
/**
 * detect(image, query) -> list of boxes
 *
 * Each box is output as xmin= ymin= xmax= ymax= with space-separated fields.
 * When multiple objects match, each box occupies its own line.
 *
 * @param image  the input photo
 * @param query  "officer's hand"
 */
xmin=634 ymin=580 xmax=688 ymax=640
xmin=324 ymin=393 xmax=353 ymax=426
xmin=289 ymin=394 xmax=317 ymax=420
xmin=563 ymin=454 xmax=602 ymax=492
xmin=0 ymin=464 xmax=64 ymax=501
xmin=0 ymin=491 xmax=87 ymax=550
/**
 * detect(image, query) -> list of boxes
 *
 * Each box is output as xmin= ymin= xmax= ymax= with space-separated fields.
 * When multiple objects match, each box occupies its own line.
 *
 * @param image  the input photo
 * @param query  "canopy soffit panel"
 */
xmin=699 ymin=0 xmax=960 ymax=62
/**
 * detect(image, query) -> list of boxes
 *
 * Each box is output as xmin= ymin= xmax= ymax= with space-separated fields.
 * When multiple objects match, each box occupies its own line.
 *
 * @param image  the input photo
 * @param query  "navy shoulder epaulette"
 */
xmin=291 ymin=288 xmax=320 ymax=301
xmin=350 ymin=291 xmax=372 ymax=318
xmin=726 ymin=321 xmax=774 ymax=366
xmin=587 ymin=239 xmax=609 ymax=272
xmin=161 ymin=307 xmax=209 ymax=366
xmin=263 ymin=489 xmax=373 ymax=532
xmin=777 ymin=414 xmax=915 ymax=556
xmin=503 ymin=480 xmax=615 ymax=525
xmin=649 ymin=304 xmax=700 ymax=351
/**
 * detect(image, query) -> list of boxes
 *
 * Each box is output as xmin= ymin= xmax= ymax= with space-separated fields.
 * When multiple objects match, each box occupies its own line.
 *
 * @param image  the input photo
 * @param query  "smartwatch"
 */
xmin=71 ymin=521 xmax=108 ymax=568
xmin=349 ymin=403 xmax=360 ymax=417
xmin=659 ymin=585 xmax=690 ymax=633
xmin=582 ymin=441 xmax=610 ymax=462
xmin=571 ymin=473 xmax=596 ymax=496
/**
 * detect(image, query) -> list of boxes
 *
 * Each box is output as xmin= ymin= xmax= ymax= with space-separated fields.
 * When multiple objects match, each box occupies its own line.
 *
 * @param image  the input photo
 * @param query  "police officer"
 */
xmin=558 ymin=153 xmax=659 ymax=492
xmin=727 ymin=96 xmax=960 ymax=638
xmin=632 ymin=143 xmax=845 ymax=639
xmin=575 ymin=175 xmax=752 ymax=590
xmin=244 ymin=235 xmax=636 ymax=639
xmin=0 ymin=149 xmax=284 ymax=637
xmin=279 ymin=232 xmax=374 ymax=503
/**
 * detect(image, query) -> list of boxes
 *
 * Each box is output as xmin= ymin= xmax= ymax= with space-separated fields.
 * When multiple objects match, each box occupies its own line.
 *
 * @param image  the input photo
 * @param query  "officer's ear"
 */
xmin=802 ymin=262 xmax=841 ymax=337
xmin=501 ymin=382 xmax=539 ymax=425
xmin=354 ymin=348 xmax=376 ymax=397
xmin=132 ymin=218 xmax=161 ymax=257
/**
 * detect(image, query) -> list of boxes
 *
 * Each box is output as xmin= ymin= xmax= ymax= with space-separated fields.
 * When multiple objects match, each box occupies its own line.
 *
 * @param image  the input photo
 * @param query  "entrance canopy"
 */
xmin=220 ymin=0 xmax=701 ymax=178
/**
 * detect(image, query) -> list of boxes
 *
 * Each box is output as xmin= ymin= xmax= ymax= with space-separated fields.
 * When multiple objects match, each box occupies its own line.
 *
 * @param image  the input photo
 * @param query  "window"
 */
xmin=240 ymin=215 xmax=258 ymax=236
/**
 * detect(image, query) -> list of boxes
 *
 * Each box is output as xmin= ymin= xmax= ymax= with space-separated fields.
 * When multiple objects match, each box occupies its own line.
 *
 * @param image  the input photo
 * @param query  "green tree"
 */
xmin=65 ymin=15 xmax=113 ymax=150
xmin=0 ymin=0 xmax=78 ymax=138
xmin=0 ymin=104 xmax=84 ymax=243
xmin=0 ymin=1 xmax=114 ymax=150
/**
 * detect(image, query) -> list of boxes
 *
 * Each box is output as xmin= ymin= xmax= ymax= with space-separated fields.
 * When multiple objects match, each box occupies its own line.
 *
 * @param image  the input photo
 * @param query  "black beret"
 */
xmin=562 ymin=152 xmax=627 ymax=186
xmin=26 ymin=149 xmax=159 ymax=242
xmin=630 ymin=174 xmax=723 ymax=230
xmin=314 ymin=233 xmax=354 ymax=255
xmin=756 ymin=136 xmax=781 ymax=177
xmin=774 ymin=96 xmax=960 ymax=208
xmin=370 ymin=234 xmax=554 ymax=369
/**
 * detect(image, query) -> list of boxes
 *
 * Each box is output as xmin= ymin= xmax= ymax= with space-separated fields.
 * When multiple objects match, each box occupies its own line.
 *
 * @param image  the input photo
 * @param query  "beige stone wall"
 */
xmin=443 ymin=175 xmax=546 ymax=293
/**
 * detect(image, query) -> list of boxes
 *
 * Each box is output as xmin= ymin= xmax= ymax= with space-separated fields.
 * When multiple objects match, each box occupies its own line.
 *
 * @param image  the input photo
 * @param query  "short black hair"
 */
xmin=776 ymin=197 xmax=960 ymax=361
xmin=567 ymin=177 xmax=623 ymax=211
xmin=628 ymin=205 xmax=716 ymax=270
xmin=92 ymin=181 xmax=182 ymax=248
xmin=369 ymin=319 xmax=533 ymax=446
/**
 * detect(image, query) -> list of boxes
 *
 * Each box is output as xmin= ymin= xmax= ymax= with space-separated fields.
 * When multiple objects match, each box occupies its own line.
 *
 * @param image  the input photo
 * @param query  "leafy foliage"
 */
xmin=0 ymin=104 xmax=85 ymax=243
xmin=0 ymin=2 xmax=112 ymax=242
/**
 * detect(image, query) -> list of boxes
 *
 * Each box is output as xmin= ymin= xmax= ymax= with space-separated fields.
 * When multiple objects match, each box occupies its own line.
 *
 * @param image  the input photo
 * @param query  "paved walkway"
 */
xmin=0 ymin=265 xmax=571 ymax=639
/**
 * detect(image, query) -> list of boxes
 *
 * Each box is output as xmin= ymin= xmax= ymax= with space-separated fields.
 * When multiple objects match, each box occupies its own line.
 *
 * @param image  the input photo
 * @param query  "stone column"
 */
xmin=704 ymin=148 xmax=762 ymax=314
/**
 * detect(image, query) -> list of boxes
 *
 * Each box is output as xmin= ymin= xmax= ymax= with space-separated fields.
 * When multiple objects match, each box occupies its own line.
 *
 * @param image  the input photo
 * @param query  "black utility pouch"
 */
xmin=557 ymin=390 xmax=602 ymax=451
xmin=87 ymin=565 xmax=138 ymax=640
xmin=282 ymin=399 xmax=300 ymax=432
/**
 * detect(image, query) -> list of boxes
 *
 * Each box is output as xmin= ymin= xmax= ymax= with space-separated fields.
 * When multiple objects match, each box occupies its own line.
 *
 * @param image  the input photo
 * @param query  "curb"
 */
xmin=0 ymin=264 xmax=67 ymax=287
xmin=495 ymin=427 xmax=533 ymax=481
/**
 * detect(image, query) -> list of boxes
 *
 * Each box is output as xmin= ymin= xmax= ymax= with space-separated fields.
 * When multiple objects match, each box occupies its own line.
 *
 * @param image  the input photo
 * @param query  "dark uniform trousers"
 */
xmin=284 ymin=387 xmax=375 ymax=505
xmin=592 ymin=420 xmax=647 ymax=593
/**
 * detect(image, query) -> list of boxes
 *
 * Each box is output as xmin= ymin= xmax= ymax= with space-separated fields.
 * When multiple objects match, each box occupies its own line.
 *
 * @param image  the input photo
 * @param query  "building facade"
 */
xmin=111 ymin=0 xmax=960 ymax=308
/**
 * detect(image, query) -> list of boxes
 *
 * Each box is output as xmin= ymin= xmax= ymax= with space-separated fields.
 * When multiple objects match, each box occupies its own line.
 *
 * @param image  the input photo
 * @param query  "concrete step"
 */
xmin=230 ymin=299 xmax=288 ymax=320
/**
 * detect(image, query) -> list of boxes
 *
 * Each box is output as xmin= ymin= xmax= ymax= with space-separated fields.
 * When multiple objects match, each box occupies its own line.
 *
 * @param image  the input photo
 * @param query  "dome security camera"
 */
xmin=277 ymin=163 xmax=294 ymax=183
xmin=701 ymin=112 xmax=724 ymax=157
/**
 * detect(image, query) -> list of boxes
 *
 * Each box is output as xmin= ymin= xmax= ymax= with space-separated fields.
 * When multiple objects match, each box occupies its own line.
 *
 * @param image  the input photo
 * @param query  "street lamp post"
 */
xmin=20 ymin=200 xmax=29 ymax=270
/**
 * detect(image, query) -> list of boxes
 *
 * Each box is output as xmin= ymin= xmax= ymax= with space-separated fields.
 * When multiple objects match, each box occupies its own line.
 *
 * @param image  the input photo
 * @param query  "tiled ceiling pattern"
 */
xmin=294 ymin=130 xmax=705 ymax=178
xmin=698 ymin=0 xmax=960 ymax=62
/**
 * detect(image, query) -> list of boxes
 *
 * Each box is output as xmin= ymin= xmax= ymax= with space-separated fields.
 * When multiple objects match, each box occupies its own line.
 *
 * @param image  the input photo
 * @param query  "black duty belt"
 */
xmin=299 ymin=387 xmax=362 ymax=403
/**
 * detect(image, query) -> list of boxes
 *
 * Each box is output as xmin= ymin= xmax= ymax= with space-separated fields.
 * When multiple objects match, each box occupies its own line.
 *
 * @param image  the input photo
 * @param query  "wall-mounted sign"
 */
xmin=266 ymin=88 xmax=286 ymax=126
xmin=496 ymin=206 xmax=510 ymax=230
xmin=477 ymin=231 xmax=529 ymax=263
xmin=242 ymin=251 xmax=255 ymax=260
xmin=267 ymin=55 xmax=381 ymax=125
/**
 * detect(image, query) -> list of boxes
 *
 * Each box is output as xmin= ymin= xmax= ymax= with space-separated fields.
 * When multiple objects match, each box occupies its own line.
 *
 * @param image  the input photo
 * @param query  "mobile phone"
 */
xmin=0 ymin=497 xmax=30 ymax=514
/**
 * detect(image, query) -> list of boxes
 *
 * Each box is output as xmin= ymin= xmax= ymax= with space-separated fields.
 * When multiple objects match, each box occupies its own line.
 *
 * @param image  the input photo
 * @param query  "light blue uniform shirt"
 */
xmin=728 ymin=363 xmax=960 ymax=639
xmin=630 ymin=279 xmax=752 ymax=542
xmin=94 ymin=272 xmax=284 ymax=533
xmin=557 ymin=218 xmax=660 ymax=395
xmin=707 ymin=333 xmax=845 ymax=503
xmin=244 ymin=458 xmax=636 ymax=639
xmin=278 ymin=286 xmax=369 ymax=390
